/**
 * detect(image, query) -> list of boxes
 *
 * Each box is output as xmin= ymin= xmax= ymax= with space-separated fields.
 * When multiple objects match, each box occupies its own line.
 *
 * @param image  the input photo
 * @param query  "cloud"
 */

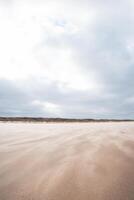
xmin=0 ymin=0 xmax=134 ymax=118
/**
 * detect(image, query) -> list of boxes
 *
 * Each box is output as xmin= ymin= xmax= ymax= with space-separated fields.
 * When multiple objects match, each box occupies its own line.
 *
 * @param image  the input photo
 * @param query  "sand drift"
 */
xmin=0 ymin=122 xmax=134 ymax=200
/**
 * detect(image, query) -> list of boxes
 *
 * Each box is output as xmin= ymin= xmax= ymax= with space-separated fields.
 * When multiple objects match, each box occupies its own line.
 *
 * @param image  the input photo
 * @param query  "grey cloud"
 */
xmin=0 ymin=0 xmax=134 ymax=118
xmin=0 ymin=77 xmax=133 ymax=119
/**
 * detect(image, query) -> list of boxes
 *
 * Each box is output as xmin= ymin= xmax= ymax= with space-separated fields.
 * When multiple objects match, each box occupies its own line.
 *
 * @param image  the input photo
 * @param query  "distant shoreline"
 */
xmin=0 ymin=117 xmax=133 ymax=122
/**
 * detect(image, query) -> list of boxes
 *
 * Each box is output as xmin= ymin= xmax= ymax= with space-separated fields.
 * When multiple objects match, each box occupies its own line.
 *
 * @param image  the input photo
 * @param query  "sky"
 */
xmin=0 ymin=0 xmax=134 ymax=119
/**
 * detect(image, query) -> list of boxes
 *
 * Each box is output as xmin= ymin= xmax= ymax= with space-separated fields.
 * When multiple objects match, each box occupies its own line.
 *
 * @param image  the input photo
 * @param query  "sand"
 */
xmin=0 ymin=122 xmax=134 ymax=200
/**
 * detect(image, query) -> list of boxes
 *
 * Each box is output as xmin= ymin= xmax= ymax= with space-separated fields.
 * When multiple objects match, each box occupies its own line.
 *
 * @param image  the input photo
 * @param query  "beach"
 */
xmin=0 ymin=122 xmax=134 ymax=200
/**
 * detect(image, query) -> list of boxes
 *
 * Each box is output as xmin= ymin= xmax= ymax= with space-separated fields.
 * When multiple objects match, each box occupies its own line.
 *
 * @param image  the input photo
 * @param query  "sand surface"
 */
xmin=0 ymin=122 xmax=134 ymax=200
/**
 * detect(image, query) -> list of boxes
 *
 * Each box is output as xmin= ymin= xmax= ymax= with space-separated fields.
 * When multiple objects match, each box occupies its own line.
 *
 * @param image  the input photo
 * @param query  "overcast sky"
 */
xmin=0 ymin=0 xmax=134 ymax=119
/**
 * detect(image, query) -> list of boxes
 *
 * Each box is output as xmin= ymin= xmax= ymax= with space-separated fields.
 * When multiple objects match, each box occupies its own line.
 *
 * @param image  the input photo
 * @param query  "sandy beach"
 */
xmin=0 ymin=122 xmax=134 ymax=200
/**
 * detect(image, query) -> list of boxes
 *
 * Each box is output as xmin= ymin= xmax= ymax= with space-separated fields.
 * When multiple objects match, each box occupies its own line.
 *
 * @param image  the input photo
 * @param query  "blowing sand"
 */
xmin=0 ymin=122 xmax=134 ymax=200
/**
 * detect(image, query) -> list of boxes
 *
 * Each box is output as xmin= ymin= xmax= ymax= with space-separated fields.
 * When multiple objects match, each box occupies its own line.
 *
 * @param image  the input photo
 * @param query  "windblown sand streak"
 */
xmin=0 ymin=122 xmax=134 ymax=200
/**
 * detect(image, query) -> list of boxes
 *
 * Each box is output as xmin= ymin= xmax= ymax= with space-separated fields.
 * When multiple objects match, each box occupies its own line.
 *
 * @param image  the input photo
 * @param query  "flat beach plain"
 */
xmin=0 ymin=122 xmax=134 ymax=200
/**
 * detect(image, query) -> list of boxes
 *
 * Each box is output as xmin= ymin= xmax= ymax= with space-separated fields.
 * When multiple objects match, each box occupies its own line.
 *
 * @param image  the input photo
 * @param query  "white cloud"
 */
xmin=0 ymin=0 xmax=134 ymax=118
xmin=32 ymin=100 xmax=62 ymax=116
xmin=0 ymin=0 xmax=99 ymax=91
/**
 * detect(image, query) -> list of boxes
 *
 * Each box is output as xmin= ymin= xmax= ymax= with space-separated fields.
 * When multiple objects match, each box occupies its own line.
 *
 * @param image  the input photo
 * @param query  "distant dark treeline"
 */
xmin=0 ymin=117 xmax=133 ymax=122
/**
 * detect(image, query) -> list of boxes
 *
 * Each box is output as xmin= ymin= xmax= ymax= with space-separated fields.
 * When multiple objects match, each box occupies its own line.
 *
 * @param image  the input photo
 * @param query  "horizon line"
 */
xmin=0 ymin=117 xmax=134 ymax=122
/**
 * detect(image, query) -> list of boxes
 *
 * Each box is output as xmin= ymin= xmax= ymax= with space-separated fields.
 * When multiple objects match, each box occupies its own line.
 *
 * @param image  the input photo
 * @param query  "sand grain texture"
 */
xmin=0 ymin=122 xmax=134 ymax=200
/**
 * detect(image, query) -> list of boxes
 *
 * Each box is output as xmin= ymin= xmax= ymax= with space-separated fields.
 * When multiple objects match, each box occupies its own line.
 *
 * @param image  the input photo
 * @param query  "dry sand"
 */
xmin=0 ymin=122 xmax=134 ymax=200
